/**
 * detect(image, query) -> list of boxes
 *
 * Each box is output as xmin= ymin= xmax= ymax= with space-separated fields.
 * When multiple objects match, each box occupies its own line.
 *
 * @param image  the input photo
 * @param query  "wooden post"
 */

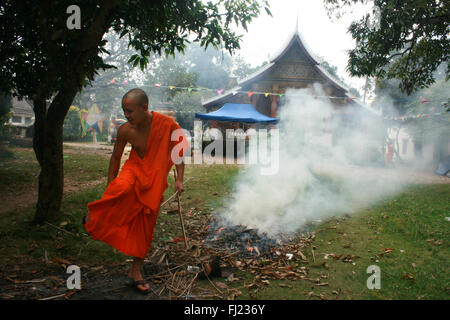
xmin=270 ymin=84 xmax=279 ymax=129
xmin=251 ymin=84 xmax=258 ymax=112
xmin=270 ymin=95 xmax=278 ymax=118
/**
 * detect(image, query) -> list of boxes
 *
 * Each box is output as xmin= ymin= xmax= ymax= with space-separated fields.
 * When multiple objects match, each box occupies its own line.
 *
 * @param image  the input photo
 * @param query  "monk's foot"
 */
xmin=127 ymin=272 xmax=150 ymax=294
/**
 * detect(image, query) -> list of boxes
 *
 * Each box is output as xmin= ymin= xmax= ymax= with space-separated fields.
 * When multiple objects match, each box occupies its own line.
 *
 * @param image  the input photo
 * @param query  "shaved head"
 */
xmin=122 ymin=88 xmax=149 ymax=106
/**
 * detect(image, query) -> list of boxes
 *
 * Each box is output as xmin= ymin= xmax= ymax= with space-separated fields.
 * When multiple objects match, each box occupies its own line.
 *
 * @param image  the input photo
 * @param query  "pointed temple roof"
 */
xmin=203 ymin=27 xmax=354 ymax=108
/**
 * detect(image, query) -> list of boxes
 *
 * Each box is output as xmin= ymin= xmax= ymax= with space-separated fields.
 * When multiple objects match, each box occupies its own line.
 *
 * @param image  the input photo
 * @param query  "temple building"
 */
xmin=201 ymin=26 xmax=379 ymax=136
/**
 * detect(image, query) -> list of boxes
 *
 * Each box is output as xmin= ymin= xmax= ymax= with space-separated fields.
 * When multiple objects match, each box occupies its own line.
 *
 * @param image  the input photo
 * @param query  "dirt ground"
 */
xmin=0 ymin=142 xmax=124 ymax=215
xmin=0 ymin=260 xmax=168 ymax=300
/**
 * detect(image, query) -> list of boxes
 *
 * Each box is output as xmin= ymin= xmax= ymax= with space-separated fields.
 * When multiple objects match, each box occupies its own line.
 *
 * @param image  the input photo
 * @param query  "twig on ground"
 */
xmin=38 ymin=293 xmax=66 ymax=300
xmin=201 ymin=263 xmax=223 ymax=297
xmin=44 ymin=222 xmax=75 ymax=236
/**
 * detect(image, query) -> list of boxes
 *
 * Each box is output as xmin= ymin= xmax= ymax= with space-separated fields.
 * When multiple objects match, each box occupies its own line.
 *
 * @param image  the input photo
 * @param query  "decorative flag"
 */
xmin=217 ymin=89 xmax=224 ymax=95
xmin=420 ymin=96 xmax=429 ymax=104
xmin=248 ymin=91 xmax=254 ymax=98
xmin=122 ymin=80 xmax=129 ymax=85
xmin=169 ymin=86 xmax=175 ymax=90
xmin=85 ymin=104 xmax=104 ymax=134
xmin=188 ymin=88 xmax=193 ymax=93
xmin=99 ymin=119 xmax=104 ymax=132
xmin=154 ymin=83 xmax=161 ymax=87
xmin=109 ymin=79 xmax=115 ymax=84
xmin=264 ymin=92 xmax=270 ymax=97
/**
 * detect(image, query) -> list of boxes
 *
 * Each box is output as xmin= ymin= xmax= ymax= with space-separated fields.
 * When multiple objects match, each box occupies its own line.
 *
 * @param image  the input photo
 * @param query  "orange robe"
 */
xmin=84 ymin=111 xmax=189 ymax=259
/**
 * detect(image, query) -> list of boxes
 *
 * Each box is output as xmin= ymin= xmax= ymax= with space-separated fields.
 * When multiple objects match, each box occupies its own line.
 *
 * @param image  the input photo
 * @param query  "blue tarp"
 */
xmin=435 ymin=155 xmax=450 ymax=176
xmin=195 ymin=103 xmax=279 ymax=124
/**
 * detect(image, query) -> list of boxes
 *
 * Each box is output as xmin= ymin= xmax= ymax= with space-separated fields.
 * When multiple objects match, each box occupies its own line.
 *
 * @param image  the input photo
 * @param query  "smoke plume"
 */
xmin=219 ymin=85 xmax=409 ymax=237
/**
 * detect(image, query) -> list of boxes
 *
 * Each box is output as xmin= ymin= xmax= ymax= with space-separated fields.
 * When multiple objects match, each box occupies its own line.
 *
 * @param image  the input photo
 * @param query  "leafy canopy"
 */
xmin=324 ymin=0 xmax=449 ymax=94
xmin=0 ymin=0 xmax=271 ymax=99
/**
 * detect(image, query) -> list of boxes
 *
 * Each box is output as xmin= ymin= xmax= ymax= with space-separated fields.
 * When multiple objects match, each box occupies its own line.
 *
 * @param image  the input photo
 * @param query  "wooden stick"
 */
xmin=44 ymin=222 xmax=75 ymax=236
xmin=39 ymin=293 xmax=66 ymax=300
xmin=173 ymin=169 xmax=188 ymax=249
xmin=160 ymin=177 xmax=191 ymax=208
xmin=201 ymin=263 xmax=223 ymax=297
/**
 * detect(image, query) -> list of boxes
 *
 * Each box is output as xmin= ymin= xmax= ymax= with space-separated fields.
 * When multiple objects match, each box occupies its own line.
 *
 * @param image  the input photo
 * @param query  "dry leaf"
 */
xmin=248 ymin=283 xmax=259 ymax=290
xmin=402 ymin=273 xmax=415 ymax=281
xmin=215 ymin=281 xmax=228 ymax=290
xmin=297 ymin=251 xmax=307 ymax=260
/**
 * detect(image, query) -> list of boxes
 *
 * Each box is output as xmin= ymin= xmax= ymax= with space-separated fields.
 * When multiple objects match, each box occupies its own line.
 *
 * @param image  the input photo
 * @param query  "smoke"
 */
xmin=219 ymin=84 xmax=409 ymax=237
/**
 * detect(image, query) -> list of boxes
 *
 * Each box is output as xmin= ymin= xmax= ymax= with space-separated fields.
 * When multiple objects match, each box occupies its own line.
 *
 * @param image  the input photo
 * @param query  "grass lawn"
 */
xmin=232 ymin=183 xmax=449 ymax=300
xmin=0 ymin=146 xmax=448 ymax=300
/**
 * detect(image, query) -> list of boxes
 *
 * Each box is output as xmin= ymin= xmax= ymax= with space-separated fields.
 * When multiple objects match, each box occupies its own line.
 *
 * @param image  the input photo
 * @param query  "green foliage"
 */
xmin=72 ymin=31 xmax=144 ymax=130
xmin=373 ymin=67 xmax=449 ymax=145
xmin=0 ymin=94 xmax=13 ymax=141
xmin=180 ymin=43 xmax=234 ymax=89
xmin=319 ymin=58 xmax=361 ymax=97
xmin=324 ymin=0 xmax=450 ymax=94
xmin=171 ymin=91 xmax=205 ymax=130
xmin=402 ymin=82 xmax=450 ymax=144
xmin=63 ymin=106 xmax=85 ymax=141
xmin=150 ymin=57 xmax=200 ymax=100
xmin=0 ymin=0 xmax=271 ymax=99
xmin=232 ymin=55 xmax=267 ymax=80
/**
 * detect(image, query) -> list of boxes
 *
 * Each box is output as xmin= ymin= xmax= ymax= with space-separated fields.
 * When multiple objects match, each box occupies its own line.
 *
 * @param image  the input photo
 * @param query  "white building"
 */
xmin=7 ymin=97 xmax=35 ymax=138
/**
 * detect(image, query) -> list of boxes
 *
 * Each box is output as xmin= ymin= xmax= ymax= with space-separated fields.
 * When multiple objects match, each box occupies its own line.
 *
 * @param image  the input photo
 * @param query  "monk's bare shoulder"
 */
xmin=117 ymin=122 xmax=133 ymax=141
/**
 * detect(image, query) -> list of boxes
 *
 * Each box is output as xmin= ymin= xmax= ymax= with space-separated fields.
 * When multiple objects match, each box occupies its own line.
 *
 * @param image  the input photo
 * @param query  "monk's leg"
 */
xmin=128 ymin=257 xmax=150 ymax=292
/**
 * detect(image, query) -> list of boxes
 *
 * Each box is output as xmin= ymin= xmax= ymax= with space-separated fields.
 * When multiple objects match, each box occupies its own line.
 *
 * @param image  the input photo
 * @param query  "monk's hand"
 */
xmin=174 ymin=180 xmax=184 ymax=194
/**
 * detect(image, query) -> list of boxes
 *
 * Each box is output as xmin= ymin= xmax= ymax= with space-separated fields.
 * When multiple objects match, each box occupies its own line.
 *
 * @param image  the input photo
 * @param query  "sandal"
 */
xmin=125 ymin=277 xmax=150 ymax=294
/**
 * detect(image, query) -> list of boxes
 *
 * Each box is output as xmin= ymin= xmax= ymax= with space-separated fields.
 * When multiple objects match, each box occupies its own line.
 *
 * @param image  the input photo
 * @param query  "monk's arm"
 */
xmin=107 ymin=126 xmax=127 ymax=186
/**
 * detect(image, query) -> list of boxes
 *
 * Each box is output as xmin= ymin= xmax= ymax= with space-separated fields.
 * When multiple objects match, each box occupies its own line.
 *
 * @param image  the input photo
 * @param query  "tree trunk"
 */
xmin=33 ymin=107 xmax=64 ymax=223
xmin=31 ymin=0 xmax=121 ymax=223
xmin=32 ymin=90 xmax=77 ymax=224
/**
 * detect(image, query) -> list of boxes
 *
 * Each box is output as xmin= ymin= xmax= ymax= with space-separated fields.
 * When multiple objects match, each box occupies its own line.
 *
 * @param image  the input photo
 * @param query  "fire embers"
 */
xmin=205 ymin=221 xmax=280 ymax=258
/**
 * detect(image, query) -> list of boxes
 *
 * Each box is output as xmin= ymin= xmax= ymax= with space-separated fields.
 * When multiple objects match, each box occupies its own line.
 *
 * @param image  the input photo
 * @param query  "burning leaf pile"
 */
xmin=140 ymin=210 xmax=321 ymax=299
xmin=204 ymin=220 xmax=283 ymax=258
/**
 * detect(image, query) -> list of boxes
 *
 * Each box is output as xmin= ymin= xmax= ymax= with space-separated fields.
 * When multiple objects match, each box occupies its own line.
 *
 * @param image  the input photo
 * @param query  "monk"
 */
xmin=83 ymin=88 xmax=190 ymax=293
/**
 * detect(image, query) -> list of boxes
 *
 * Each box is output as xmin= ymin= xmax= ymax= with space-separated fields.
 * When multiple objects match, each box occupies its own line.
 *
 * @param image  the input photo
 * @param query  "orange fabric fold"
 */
xmin=85 ymin=111 xmax=190 ymax=259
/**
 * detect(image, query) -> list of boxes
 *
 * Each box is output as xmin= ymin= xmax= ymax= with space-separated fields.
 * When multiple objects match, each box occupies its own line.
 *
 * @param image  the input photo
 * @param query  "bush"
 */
xmin=63 ymin=106 xmax=84 ymax=141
